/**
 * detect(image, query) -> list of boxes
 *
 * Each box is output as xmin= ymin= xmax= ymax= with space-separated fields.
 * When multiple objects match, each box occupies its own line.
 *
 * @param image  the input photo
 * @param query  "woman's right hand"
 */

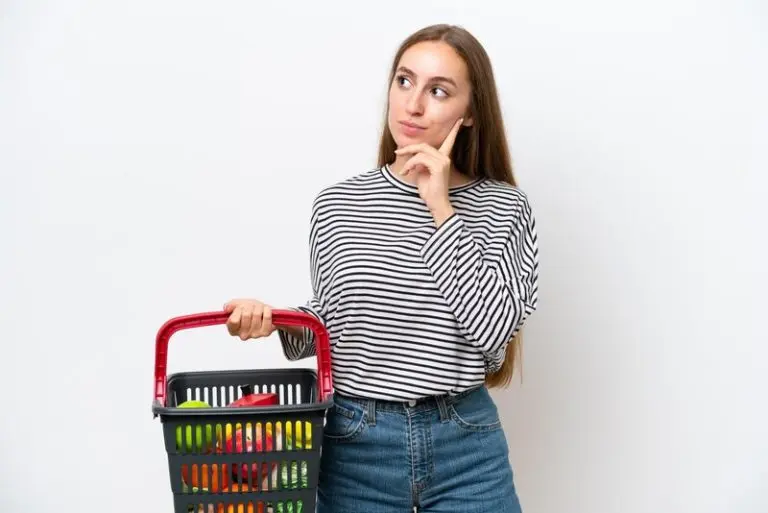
xmin=223 ymin=299 xmax=276 ymax=340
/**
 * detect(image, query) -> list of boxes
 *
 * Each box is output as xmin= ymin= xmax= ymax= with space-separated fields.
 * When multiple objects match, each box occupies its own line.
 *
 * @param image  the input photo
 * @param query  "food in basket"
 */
xmin=217 ymin=503 xmax=259 ymax=513
xmin=231 ymin=458 xmax=279 ymax=491
xmin=222 ymin=423 xmax=275 ymax=453
xmin=175 ymin=400 xmax=222 ymax=453
xmin=279 ymin=422 xmax=312 ymax=450
xmin=219 ymin=423 xmax=278 ymax=486
xmin=279 ymin=460 xmax=308 ymax=489
xmin=227 ymin=393 xmax=279 ymax=407
xmin=187 ymin=504 xmax=215 ymax=513
xmin=181 ymin=463 xmax=229 ymax=493
xmin=273 ymin=502 xmax=302 ymax=513
xmin=217 ymin=484 xmax=266 ymax=513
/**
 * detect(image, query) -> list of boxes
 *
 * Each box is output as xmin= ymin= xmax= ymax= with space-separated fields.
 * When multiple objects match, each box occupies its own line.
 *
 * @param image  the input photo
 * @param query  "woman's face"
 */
xmin=388 ymin=41 xmax=474 ymax=150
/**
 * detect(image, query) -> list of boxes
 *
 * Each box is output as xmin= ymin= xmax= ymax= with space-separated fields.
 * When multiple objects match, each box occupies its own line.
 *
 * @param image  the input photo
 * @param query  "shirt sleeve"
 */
xmin=419 ymin=197 xmax=539 ymax=365
xmin=278 ymin=195 xmax=330 ymax=360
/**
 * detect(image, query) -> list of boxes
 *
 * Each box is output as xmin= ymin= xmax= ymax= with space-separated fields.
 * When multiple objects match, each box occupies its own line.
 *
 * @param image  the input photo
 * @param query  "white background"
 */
xmin=1 ymin=1 xmax=766 ymax=512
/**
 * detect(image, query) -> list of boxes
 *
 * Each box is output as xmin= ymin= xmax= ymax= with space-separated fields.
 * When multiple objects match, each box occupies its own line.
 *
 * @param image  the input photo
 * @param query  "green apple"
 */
xmin=175 ymin=400 xmax=221 ymax=452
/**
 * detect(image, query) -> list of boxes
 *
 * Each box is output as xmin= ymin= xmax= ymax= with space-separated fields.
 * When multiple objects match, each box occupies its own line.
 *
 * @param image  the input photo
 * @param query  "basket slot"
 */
xmin=182 ymin=501 xmax=276 ymax=513
xmin=184 ymin=387 xmax=198 ymax=402
xmin=186 ymin=503 xmax=214 ymax=513
xmin=174 ymin=420 xmax=220 ymax=455
xmin=180 ymin=462 xmax=229 ymax=494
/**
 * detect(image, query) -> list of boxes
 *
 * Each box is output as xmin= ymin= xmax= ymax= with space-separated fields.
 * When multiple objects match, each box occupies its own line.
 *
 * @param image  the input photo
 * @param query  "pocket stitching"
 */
xmin=324 ymin=401 xmax=366 ymax=441
xmin=333 ymin=402 xmax=355 ymax=419
xmin=449 ymin=404 xmax=502 ymax=432
xmin=324 ymin=414 xmax=366 ymax=441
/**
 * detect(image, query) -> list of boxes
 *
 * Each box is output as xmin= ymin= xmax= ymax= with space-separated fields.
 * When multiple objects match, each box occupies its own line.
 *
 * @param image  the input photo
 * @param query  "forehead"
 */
xmin=397 ymin=41 xmax=469 ymax=84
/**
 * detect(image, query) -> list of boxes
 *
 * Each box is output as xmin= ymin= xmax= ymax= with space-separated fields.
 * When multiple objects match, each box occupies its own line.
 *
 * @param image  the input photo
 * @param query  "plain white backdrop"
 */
xmin=1 ymin=1 xmax=766 ymax=512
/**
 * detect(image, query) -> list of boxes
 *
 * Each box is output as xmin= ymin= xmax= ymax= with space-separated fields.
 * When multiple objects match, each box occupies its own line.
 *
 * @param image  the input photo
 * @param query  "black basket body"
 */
xmin=155 ymin=368 xmax=331 ymax=513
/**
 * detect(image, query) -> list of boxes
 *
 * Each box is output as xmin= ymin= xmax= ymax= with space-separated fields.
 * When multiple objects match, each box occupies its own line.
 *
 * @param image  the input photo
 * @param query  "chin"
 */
xmin=393 ymin=131 xmax=425 ymax=147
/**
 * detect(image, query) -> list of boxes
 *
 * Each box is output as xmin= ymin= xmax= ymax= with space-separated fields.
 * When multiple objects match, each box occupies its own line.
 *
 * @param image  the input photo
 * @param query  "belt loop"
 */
xmin=436 ymin=395 xmax=450 ymax=423
xmin=366 ymin=399 xmax=377 ymax=426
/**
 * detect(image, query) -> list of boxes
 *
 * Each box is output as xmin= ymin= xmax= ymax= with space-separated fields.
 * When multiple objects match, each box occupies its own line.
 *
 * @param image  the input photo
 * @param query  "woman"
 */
xmin=224 ymin=24 xmax=539 ymax=512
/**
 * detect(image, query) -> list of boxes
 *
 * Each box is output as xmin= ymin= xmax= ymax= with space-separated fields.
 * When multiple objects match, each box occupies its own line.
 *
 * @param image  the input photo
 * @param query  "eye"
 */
xmin=431 ymin=86 xmax=449 ymax=98
xmin=396 ymin=74 xmax=412 ymax=88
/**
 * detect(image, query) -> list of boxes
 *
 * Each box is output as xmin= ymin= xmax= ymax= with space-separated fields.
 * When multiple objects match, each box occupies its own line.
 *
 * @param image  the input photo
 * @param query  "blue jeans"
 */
xmin=316 ymin=385 xmax=522 ymax=512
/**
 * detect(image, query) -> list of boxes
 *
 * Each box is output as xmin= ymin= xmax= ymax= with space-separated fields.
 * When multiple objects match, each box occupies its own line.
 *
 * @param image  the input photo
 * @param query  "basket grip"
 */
xmin=153 ymin=310 xmax=332 ymax=407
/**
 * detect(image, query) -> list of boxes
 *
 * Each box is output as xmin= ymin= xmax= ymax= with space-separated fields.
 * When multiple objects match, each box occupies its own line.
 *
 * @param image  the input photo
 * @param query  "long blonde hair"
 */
xmin=377 ymin=24 xmax=523 ymax=387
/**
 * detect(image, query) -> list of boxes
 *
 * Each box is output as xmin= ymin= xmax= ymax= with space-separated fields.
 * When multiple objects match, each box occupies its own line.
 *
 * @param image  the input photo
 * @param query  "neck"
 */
xmin=388 ymin=155 xmax=473 ymax=187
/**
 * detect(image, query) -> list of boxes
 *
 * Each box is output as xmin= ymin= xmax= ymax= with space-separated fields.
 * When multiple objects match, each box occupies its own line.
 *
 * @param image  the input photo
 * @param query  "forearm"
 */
xmin=429 ymin=202 xmax=455 ymax=228
xmin=279 ymin=325 xmax=305 ymax=340
xmin=277 ymin=304 xmax=326 ymax=361
xmin=420 ymin=213 xmax=537 ymax=355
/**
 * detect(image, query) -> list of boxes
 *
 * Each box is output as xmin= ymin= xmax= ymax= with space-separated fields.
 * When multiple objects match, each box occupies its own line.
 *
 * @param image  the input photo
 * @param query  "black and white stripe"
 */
xmin=279 ymin=164 xmax=539 ymax=402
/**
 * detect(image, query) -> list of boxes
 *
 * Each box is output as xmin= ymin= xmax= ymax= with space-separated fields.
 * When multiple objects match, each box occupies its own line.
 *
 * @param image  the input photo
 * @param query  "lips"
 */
xmin=399 ymin=121 xmax=426 ymax=129
xmin=398 ymin=121 xmax=427 ymax=137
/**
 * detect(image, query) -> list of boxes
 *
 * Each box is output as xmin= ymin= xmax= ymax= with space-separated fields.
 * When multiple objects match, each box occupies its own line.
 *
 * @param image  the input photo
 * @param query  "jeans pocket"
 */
xmin=323 ymin=398 xmax=367 ymax=442
xmin=448 ymin=389 xmax=502 ymax=432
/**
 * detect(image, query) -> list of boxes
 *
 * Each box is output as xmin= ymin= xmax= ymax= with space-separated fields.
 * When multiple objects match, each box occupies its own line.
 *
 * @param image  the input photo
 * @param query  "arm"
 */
xmin=420 ymin=198 xmax=539 ymax=361
xmin=279 ymin=325 xmax=305 ymax=341
xmin=277 ymin=304 xmax=325 ymax=360
xmin=278 ymin=195 xmax=329 ymax=360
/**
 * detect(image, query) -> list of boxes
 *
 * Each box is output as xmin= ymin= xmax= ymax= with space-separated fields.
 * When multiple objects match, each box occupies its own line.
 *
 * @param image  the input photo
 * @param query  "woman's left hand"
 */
xmin=395 ymin=118 xmax=463 ymax=221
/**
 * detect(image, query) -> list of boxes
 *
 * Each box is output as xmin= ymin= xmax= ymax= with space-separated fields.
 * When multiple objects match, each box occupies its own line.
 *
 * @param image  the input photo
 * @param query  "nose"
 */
xmin=405 ymin=90 xmax=424 ymax=117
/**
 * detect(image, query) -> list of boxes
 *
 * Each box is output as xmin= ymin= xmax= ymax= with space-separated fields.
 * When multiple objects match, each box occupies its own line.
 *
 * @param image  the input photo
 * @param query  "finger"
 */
xmin=394 ymin=142 xmax=439 ymax=157
xmin=438 ymin=117 xmax=463 ymax=156
xmin=402 ymin=159 xmax=431 ymax=177
xmin=227 ymin=306 xmax=242 ymax=336
xmin=401 ymin=153 xmax=436 ymax=176
xmin=223 ymin=300 xmax=237 ymax=313
xmin=250 ymin=303 xmax=264 ymax=338
xmin=239 ymin=305 xmax=253 ymax=340
xmin=261 ymin=305 xmax=274 ymax=337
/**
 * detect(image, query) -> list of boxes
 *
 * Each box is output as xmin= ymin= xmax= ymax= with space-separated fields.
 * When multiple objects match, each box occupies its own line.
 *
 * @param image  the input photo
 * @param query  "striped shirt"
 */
xmin=278 ymin=163 xmax=539 ymax=402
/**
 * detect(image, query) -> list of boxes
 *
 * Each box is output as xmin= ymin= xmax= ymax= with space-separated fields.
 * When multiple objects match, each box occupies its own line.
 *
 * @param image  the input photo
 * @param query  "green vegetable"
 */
xmin=274 ymin=500 xmax=303 ymax=513
xmin=279 ymin=460 xmax=308 ymax=489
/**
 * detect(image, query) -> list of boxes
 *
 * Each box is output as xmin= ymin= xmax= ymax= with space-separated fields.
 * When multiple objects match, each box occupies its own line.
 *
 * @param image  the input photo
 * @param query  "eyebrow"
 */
xmin=396 ymin=66 xmax=458 ymax=88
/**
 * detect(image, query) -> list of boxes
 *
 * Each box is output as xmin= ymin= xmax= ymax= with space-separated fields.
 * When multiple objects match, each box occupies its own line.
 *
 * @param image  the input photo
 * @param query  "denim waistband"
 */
xmin=333 ymin=385 xmax=486 ymax=424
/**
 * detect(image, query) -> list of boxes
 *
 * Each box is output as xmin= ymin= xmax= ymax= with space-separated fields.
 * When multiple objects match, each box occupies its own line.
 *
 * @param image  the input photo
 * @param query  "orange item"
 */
xmin=181 ymin=463 xmax=229 ymax=493
xmin=217 ymin=484 xmax=264 ymax=513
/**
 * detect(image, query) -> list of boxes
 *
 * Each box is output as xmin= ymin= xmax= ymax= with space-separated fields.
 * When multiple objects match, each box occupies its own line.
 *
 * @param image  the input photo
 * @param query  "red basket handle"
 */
xmin=153 ymin=309 xmax=332 ymax=407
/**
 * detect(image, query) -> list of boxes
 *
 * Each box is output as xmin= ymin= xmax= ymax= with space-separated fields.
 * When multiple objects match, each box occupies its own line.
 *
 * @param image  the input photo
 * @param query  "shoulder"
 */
xmin=318 ymin=167 xmax=380 ymax=196
xmin=310 ymin=166 xmax=382 ymax=213
xmin=471 ymin=180 xmax=538 ymax=258
xmin=478 ymin=178 xmax=531 ymax=206
xmin=468 ymin=178 xmax=535 ymax=225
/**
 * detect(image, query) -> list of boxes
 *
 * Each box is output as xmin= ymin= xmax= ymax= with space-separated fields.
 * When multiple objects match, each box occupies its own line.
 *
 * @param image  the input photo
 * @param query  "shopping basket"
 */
xmin=152 ymin=309 xmax=333 ymax=513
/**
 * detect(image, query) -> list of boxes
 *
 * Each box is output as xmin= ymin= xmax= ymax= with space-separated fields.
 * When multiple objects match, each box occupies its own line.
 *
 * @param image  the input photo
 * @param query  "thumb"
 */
xmin=223 ymin=301 xmax=235 ymax=312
